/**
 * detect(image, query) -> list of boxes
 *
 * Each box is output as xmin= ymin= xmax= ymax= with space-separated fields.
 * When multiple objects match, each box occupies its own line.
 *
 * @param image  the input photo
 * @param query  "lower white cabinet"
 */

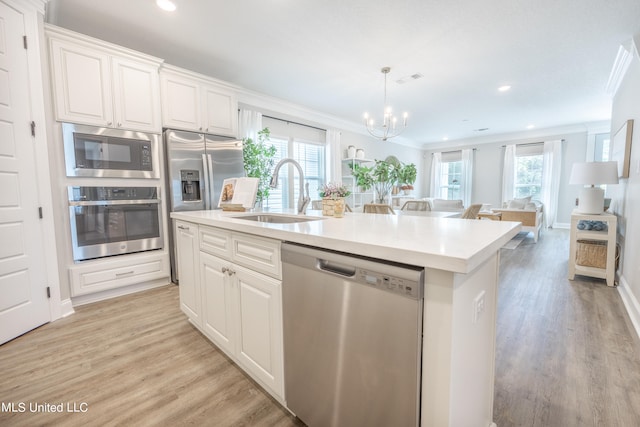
xmin=177 ymin=222 xmax=285 ymax=401
xmin=175 ymin=221 xmax=201 ymax=325
xmin=68 ymin=251 xmax=169 ymax=297
xmin=200 ymin=252 xmax=284 ymax=398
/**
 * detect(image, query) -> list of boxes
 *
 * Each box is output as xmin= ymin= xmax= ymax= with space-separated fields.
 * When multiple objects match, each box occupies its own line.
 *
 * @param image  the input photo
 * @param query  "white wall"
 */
xmin=610 ymin=38 xmax=640 ymax=330
xmin=422 ymin=131 xmax=593 ymax=226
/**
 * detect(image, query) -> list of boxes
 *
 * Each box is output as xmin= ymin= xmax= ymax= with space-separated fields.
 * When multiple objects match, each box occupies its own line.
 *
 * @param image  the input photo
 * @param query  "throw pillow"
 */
xmin=508 ymin=196 xmax=532 ymax=209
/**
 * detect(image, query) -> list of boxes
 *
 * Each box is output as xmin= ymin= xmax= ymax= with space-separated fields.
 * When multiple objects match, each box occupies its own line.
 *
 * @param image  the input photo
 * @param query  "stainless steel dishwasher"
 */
xmin=281 ymin=242 xmax=424 ymax=427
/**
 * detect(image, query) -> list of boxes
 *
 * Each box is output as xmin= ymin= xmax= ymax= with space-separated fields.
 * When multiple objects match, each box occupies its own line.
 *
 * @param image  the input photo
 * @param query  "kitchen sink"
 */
xmin=231 ymin=214 xmax=324 ymax=224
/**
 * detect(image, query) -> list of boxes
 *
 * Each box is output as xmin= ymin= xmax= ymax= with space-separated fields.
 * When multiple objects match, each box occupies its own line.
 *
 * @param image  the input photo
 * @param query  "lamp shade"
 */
xmin=570 ymin=161 xmax=618 ymax=214
xmin=569 ymin=161 xmax=619 ymax=186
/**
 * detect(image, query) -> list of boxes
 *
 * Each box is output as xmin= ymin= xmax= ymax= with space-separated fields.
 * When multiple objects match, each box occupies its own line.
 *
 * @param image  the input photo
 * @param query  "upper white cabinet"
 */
xmin=47 ymin=25 xmax=162 ymax=133
xmin=160 ymin=65 xmax=238 ymax=137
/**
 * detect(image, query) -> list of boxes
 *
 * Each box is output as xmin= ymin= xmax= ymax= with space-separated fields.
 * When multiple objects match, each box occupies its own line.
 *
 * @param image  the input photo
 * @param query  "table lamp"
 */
xmin=569 ymin=161 xmax=619 ymax=214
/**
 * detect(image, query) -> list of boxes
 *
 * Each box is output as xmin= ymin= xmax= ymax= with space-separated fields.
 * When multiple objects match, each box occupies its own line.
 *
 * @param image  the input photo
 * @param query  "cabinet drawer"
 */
xmin=69 ymin=252 xmax=169 ymax=296
xmin=199 ymin=226 xmax=232 ymax=259
xmin=232 ymin=233 xmax=281 ymax=279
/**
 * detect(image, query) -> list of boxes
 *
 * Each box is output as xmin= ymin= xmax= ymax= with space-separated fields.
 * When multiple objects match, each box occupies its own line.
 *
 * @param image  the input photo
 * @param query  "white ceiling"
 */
xmin=45 ymin=0 xmax=640 ymax=147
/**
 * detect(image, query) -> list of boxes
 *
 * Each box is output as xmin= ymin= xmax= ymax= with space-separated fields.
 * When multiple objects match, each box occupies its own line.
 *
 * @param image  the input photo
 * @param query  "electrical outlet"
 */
xmin=473 ymin=290 xmax=486 ymax=323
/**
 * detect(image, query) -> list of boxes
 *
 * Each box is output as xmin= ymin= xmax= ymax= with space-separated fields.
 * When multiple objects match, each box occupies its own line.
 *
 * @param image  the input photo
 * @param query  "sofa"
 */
xmin=424 ymin=198 xmax=465 ymax=213
xmin=493 ymin=197 xmax=543 ymax=242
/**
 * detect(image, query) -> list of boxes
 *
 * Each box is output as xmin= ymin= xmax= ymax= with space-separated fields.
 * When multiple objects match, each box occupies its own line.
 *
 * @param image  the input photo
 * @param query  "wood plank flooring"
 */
xmin=0 ymin=228 xmax=639 ymax=426
xmin=494 ymin=229 xmax=640 ymax=426
xmin=0 ymin=285 xmax=301 ymax=427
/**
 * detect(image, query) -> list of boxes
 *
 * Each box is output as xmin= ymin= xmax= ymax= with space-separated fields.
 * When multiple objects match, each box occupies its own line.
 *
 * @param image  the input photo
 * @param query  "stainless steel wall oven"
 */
xmin=68 ymin=186 xmax=163 ymax=261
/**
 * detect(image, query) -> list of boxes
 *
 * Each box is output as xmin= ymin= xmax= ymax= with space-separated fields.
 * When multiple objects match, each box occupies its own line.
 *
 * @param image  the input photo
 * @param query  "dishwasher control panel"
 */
xmin=357 ymin=268 xmax=422 ymax=299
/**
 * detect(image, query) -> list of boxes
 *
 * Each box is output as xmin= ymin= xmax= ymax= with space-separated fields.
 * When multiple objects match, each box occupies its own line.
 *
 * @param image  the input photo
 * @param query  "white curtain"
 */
xmin=542 ymin=139 xmax=562 ymax=227
xmin=460 ymin=149 xmax=473 ymax=207
xmin=325 ymin=129 xmax=342 ymax=183
xmin=238 ymin=109 xmax=262 ymax=142
xmin=430 ymin=152 xmax=442 ymax=198
xmin=501 ymin=145 xmax=516 ymax=206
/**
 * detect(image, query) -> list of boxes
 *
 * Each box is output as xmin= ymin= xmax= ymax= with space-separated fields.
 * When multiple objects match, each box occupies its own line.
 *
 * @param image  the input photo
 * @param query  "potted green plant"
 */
xmin=371 ymin=160 xmax=399 ymax=203
xmin=349 ymin=163 xmax=375 ymax=192
xmin=242 ymin=127 xmax=276 ymax=205
xmin=397 ymin=162 xmax=417 ymax=195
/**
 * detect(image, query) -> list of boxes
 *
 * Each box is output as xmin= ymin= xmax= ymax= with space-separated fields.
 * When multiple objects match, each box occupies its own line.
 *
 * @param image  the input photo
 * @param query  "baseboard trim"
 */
xmin=553 ymin=222 xmax=570 ymax=229
xmin=617 ymin=275 xmax=640 ymax=340
xmin=71 ymin=279 xmax=171 ymax=307
xmin=59 ymin=298 xmax=75 ymax=318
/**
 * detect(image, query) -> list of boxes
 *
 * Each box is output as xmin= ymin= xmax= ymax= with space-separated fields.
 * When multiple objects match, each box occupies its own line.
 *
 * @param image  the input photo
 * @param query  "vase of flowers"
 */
xmin=319 ymin=182 xmax=351 ymax=217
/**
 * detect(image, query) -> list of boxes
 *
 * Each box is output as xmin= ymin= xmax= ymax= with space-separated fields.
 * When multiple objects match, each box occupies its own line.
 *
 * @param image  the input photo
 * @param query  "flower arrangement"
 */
xmin=319 ymin=182 xmax=351 ymax=199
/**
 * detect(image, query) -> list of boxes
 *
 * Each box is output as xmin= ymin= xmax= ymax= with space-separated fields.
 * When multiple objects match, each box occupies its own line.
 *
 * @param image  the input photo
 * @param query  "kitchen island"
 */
xmin=171 ymin=209 xmax=520 ymax=427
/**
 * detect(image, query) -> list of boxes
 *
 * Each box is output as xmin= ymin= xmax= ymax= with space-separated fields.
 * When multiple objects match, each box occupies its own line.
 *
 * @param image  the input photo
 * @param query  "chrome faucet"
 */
xmin=269 ymin=158 xmax=310 ymax=214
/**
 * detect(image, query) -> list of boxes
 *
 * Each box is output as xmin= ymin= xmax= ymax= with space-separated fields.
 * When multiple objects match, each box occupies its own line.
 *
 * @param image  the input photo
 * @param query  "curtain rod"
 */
xmin=262 ymin=114 xmax=327 ymax=132
xmin=501 ymin=139 xmax=565 ymax=148
xmin=431 ymin=148 xmax=477 ymax=155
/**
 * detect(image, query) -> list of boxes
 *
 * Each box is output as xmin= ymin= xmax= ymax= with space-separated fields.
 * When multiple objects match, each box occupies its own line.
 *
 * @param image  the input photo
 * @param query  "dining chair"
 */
xmin=400 ymin=200 xmax=430 ymax=211
xmin=460 ymin=203 xmax=483 ymax=219
xmin=363 ymin=203 xmax=396 ymax=215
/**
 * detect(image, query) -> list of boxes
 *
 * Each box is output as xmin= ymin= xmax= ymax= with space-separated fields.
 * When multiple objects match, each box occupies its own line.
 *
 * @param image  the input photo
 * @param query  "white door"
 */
xmin=160 ymin=71 xmax=201 ymax=131
xmin=49 ymin=37 xmax=113 ymax=126
xmin=235 ymin=265 xmax=284 ymax=398
xmin=175 ymin=221 xmax=201 ymax=324
xmin=202 ymin=84 xmax=237 ymax=137
xmin=200 ymin=252 xmax=235 ymax=356
xmin=0 ymin=2 xmax=50 ymax=344
xmin=112 ymin=56 xmax=160 ymax=132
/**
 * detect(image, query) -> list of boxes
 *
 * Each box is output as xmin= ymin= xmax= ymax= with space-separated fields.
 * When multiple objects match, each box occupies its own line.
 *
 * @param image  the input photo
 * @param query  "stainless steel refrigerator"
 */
xmin=164 ymin=129 xmax=244 ymax=283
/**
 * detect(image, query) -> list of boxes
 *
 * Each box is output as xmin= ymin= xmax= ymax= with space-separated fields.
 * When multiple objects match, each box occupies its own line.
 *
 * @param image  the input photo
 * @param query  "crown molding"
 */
xmin=421 ymin=121 xmax=610 ymax=151
xmin=606 ymin=39 xmax=637 ymax=96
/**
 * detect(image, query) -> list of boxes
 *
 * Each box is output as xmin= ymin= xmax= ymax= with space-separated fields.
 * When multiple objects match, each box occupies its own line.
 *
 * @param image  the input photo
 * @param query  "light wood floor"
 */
xmin=1 ymin=228 xmax=639 ymax=426
xmin=494 ymin=229 xmax=640 ymax=426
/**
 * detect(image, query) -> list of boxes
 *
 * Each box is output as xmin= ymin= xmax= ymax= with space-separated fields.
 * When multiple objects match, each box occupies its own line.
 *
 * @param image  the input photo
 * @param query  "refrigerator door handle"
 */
xmin=207 ymin=154 xmax=215 ymax=209
xmin=202 ymin=153 xmax=210 ymax=210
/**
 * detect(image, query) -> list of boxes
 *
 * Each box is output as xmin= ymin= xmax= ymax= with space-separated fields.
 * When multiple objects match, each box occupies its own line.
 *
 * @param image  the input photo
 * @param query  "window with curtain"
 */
xmin=514 ymin=145 xmax=543 ymax=200
xmin=437 ymin=151 xmax=462 ymax=199
xmin=262 ymin=117 xmax=326 ymax=210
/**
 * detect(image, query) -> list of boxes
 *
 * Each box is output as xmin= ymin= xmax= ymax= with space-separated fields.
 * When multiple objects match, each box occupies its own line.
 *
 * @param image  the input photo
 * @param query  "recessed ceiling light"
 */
xmin=498 ymin=85 xmax=511 ymax=92
xmin=157 ymin=0 xmax=176 ymax=12
xmin=526 ymin=124 xmax=535 ymax=129
xmin=443 ymin=137 xmax=449 ymax=141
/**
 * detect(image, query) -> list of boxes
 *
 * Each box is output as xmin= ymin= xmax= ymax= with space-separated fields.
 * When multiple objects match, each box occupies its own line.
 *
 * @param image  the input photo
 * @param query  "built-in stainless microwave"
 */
xmin=62 ymin=123 xmax=160 ymax=178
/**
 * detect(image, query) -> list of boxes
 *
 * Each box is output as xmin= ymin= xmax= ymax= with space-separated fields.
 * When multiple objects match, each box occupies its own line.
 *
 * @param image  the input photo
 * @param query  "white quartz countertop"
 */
xmin=171 ymin=209 xmax=521 ymax=274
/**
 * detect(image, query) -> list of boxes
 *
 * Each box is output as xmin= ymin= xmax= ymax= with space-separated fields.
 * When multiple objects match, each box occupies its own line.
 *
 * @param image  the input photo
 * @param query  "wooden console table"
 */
xmin=568 ymin=211 xmax=617 ymax=287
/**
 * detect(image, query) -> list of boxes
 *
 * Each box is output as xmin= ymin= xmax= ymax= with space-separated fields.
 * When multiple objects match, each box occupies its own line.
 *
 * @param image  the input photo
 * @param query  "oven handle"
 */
xmin=69 ymin=199 xmax=161 ymax=206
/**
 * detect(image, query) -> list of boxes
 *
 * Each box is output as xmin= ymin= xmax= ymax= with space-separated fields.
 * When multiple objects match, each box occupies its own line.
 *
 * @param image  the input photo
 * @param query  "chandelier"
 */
xmin=363 ymin=67 xmax=408 ymax=141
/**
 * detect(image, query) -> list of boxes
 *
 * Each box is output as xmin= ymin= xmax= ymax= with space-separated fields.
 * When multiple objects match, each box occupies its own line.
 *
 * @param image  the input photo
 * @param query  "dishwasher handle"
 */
xmin=317 ymin=258 xmax=356 ymax=277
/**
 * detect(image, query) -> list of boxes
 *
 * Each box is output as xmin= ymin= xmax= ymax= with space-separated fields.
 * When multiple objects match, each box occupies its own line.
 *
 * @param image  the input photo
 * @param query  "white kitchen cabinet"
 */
xmin=175 ymin=221 xmax=201 ymax=325
xmin=68 ymin=251 xmax=169 ymax=297
xmin=47 ymin=25 xmax=161 ymax=133
xmin=176 ymin=223 xmax=285 ymax=401
xmin=200 ymin=253 xmax=284 ymax=398
xmin=200 ymin=251 xmax=235 ymax=355
xmin=160 ymin=65 xmax=238 ymax=137
xmin=234 ymin=264 xmax=284 ymax=398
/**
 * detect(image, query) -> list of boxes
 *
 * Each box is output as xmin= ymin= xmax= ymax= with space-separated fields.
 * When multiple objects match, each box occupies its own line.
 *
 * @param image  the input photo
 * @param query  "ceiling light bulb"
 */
xmin=498 ymin=85 xmax=511 ymax=92
xmin=527 ymin=124 xmax=535 ymax=129
xmin=157 ymin=0 xmax=176 ymax=12
xmin=443 ymin=137 xmax=449 ymax=141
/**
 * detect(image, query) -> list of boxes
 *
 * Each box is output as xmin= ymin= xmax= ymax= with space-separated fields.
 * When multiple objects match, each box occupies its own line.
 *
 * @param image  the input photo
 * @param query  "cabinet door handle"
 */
xmin=117 ymin=122 xmax=122 ymax=127
xmin=177 ymin=225 xmax=189 ymax=231
xmin=221 ymin=267 xmax=228 ymax=274
xmin=228 ymin=269 xmax=235 ymax=276
xmin=107 ymin=121 xmax=112 ymax=126
xmin=116 ymin=270 xmax=134 ymax=277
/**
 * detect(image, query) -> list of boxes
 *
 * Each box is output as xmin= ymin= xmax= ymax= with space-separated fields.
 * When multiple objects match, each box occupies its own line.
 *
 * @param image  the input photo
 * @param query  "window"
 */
xmin=514 ymin=145 xmax=543 ymax=200
xmin=262 ymin=117 xmax=326 ymax=210
xmin=437 ymin=151 xmax=462 ymax=199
